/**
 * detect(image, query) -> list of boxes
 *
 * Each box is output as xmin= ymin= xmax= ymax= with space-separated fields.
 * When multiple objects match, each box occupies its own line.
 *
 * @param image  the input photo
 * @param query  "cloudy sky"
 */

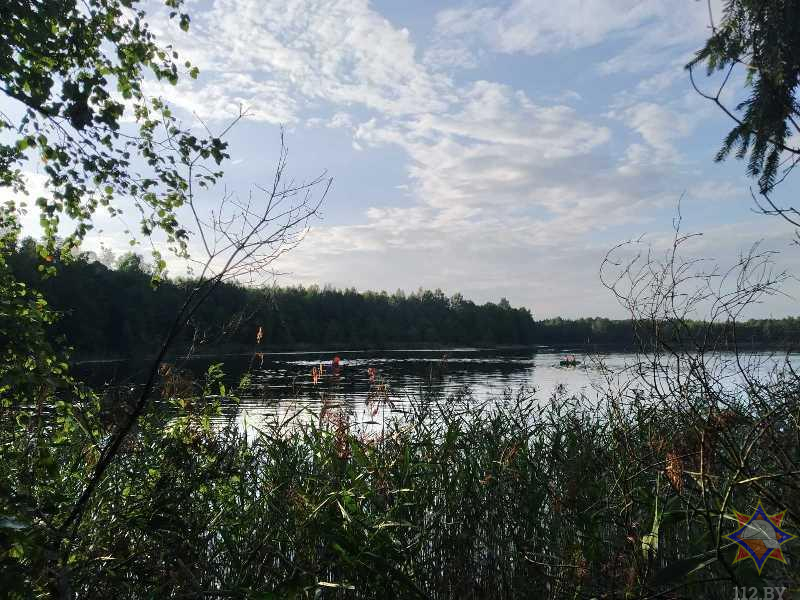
xmin=14 ymin=0 xmax=800 ymax=317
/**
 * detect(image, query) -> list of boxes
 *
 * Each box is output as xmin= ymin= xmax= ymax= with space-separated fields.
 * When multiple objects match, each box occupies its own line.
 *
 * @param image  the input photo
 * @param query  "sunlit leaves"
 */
xmin=1 ymin=0 xmax=223 ymax=261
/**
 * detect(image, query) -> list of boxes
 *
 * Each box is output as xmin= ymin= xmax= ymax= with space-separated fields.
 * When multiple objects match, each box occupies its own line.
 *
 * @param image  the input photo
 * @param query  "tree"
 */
xmin=116 ymin=251 xmax=147 ymax=274
xmin=688 ymin=1 xmax=800 ymax=198
xmin=1 ymin=0 xmax=228 ymax=259
xmin=0 ymin=0 xmax=232 ymax=409
xmin=0 ymin=214 xmax=68 ymax=404
xmin=1 ymin=1 xmax=330 ymax=587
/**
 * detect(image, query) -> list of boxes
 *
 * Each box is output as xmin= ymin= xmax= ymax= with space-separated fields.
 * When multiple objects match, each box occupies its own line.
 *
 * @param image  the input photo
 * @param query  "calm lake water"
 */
xmin=80 ymin=347 xmax=797 ymax=429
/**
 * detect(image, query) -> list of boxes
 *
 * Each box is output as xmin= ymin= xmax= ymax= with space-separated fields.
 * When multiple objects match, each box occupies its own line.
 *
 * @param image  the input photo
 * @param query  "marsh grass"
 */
xmin=2 ymin=357 xmax=799 ymax=599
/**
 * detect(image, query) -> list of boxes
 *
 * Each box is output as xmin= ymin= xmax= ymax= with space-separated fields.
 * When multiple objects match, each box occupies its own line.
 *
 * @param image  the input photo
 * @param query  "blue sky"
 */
xmin=10 ymin=0 xmax=800 ymax=317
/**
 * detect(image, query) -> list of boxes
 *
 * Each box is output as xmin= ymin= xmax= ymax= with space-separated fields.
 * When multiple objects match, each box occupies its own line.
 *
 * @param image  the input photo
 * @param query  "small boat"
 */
xmin=559 ymin=355 xmax=580 ymax=367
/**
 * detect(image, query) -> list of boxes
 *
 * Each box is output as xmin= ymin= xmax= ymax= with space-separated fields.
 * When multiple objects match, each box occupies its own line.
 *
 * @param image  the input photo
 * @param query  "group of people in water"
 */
xmin=559 ymin=354 xmax=580 ymax=367
xmin=311 ymin=355 xmax=344 ymax=384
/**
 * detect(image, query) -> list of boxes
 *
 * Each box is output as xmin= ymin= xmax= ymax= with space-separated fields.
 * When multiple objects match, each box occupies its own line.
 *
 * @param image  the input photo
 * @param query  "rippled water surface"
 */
xmin=80 ymin=348 xmax=796 ymax=429
xmin=231 ymin=349 xmax=620 ymax=427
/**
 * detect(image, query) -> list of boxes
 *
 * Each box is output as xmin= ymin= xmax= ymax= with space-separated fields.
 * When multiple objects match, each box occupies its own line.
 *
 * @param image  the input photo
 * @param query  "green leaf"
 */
xmin=642 ymin=476 xmax=661 ymax=558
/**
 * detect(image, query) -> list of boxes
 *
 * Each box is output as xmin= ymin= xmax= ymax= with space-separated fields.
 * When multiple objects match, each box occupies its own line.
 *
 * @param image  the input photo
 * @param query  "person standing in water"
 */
xmin=331 ymin=355 xmax=342 ymax=377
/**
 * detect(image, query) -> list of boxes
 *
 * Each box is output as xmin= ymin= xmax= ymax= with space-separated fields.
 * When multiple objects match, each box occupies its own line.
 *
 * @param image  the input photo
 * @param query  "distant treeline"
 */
xmin=8 ymin=242 xmax=800 ymax=357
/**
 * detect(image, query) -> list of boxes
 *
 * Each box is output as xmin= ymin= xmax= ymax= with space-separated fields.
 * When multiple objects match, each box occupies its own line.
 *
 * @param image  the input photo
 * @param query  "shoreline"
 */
xmin=71 ymin=340 xmax=798 ymax=365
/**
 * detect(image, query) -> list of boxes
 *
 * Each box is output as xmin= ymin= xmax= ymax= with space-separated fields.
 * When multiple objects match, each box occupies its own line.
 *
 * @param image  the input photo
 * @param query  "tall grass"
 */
xmin=2 ymin=358 xmax=798 ymax=598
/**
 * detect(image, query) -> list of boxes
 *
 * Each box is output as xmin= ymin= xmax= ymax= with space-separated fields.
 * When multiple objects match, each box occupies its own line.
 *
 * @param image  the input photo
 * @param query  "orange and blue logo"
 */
xmin=725 ymin=500 xmax=795 ymax=574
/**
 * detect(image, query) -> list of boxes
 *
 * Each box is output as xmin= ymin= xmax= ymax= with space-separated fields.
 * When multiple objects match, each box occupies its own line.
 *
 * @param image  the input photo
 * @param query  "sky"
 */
xmin=10 ymin=0 xmax=800 ymax=318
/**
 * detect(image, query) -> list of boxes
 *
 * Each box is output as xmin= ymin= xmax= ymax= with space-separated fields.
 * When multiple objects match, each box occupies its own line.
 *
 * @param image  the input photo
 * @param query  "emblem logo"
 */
xmin=725 ymin=500 xmax=795 ymax=574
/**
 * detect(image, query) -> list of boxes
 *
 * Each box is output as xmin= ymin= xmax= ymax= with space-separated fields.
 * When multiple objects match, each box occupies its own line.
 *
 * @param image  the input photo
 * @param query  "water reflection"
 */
xmin=77 ymin=348 xmax=798 ymax=431
xmin=211 ymin=349 xmax=628 ymax=430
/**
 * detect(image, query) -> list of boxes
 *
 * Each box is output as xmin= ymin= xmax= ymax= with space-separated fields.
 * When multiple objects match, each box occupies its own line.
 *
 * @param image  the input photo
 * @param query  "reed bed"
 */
xmin=1 ymin=363 xmax=799 ymax=598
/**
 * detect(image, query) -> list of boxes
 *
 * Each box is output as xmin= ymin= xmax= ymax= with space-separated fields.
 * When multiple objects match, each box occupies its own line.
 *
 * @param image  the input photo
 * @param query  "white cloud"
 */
xmin=114 ymin=0 xmax=795 ymax=318
xmin=618 ymin=102 xmax=693 ymax=164
xmin=431 ymin=1 xmax=655 ymax=59
xmin=145 ymin=74 xmax=298 ymax=124
xmin=351 ymin=81 xmax=614 ymax=225
xmin=430 ymin=0 xmax=722 ymax=73
xmin=327 ymin=112 xmax=354 ymax=129
xmin=492 ymin=0 xmax=661 ymax=55
xmin=423 ymin=45 xmax=480 ymax=71
xmin=609 ymin=88 xmax=716 ymax=176
xmin=152 ymin=0 xmax=453 ymax=123
xmin=424 ymin=6 xmax=500 ymax=70
xmin=633 ymin=62 xmax=687 ymax=95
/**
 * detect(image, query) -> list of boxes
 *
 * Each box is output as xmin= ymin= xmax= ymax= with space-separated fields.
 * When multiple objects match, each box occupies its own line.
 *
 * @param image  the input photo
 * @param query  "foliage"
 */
xmin=1 ymin=0 xmax=239 ymax=589
xmin=688 ymin=0 xmax=800 ymax=194
xmin=1 ymin=359 xmax=798 ymax=598
xmin=0 ymin=213 xmax=71 ymax=405
xmin=9 ymin=245 xmax=800 ymax=356
xmin=0 ymin=0 xmax=232 ymax=437
xmin=7 ymin=246 xmax=544 ymax=352
xmin=2 ymin=3 xmax=799 ymax=598
xmin=0 ymin=214 xmax=101 ymax=597
xmin=1 ymin=0 xmax=228 ymax=257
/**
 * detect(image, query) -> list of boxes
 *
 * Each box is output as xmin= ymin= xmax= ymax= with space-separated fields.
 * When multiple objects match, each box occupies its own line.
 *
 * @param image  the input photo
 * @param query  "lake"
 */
xmin=79 ymin=347 xmax=797 ymax=430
